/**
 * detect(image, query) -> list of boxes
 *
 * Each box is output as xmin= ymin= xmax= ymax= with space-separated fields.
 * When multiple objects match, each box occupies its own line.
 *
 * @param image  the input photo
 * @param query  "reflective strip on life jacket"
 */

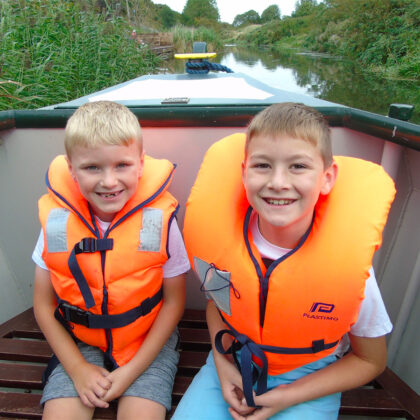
xmin=45 ymin=208 xmax=70 ymax=253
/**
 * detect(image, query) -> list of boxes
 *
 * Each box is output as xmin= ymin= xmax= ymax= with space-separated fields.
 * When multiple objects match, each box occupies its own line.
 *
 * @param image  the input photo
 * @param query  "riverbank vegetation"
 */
xmin=234 ymin=0 xmax=419 ymax=81
xmin=0 ymin=0 xmax=161 ymax=110
xmin=171 ymin=26 xmax=224 ymax=54
xmin=1 ymin=0 xmax=418 ymax=110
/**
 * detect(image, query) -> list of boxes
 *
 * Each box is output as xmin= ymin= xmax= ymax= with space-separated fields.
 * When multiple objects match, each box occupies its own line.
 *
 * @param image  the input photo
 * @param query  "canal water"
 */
xmin=165 ymin=45 xmax=420 ymax=124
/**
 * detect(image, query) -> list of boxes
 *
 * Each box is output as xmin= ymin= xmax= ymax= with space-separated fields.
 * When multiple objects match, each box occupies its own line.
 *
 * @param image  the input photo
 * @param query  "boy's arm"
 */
xmin=207 ymin=301 xmax=256 ymax=416
xmin=33 ymin=265 xmax=112 ymax=408
xmin=229 ymin=333 xmax=387 ymax=420
xmin=103 ymin=273 xmax=186 ymax=401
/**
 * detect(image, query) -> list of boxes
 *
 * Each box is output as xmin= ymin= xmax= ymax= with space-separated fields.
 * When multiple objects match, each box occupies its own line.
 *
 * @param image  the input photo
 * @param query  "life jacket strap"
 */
xmin=215 ymin=328 xmax=268 ymax=408
xmin=74 ymin=237 xmax=114 ymax=254
xmin=68 ymin=238 xmax=114 ymax=309
xmin=216 ymin=315 xmax=339 ymax=407
xmin=55 ymin=286 xmax=163 ymax=329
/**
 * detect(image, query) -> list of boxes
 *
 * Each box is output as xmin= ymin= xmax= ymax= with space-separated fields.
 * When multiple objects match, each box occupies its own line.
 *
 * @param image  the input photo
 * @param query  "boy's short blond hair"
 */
xmin=246 ymin=102 xmax=333 ymax=167
xmin=65 ymin=101 xmax=142 ymax=157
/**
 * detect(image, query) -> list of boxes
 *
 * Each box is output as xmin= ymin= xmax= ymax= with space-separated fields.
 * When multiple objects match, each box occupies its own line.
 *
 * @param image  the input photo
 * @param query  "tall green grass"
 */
xmin=0 ymin=0 xmax=161 ymax=110
xmin=171 ymin=25 xmax=223 ymax=53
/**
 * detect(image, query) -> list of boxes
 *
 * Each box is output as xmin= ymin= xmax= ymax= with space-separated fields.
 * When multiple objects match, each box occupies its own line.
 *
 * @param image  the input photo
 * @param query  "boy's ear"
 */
xmin=137 ymin=149 xmax=145 ymax=178
xmin=65 ymin=156 xmax=77 ymax=182
xmin=320 ymin=160 xmax=338 ymax=195
xmin=241 ymin=160 xmax=246 ymax=184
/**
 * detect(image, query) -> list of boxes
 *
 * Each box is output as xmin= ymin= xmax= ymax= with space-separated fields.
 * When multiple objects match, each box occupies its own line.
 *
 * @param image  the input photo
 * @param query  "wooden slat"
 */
xmin=1 ymin=308 xmax=419 ymax=420
xmin=0 ymin=392 xmax=42 ymax=419
xmin=0 ymin=339 xmax=51 ymax=363
xmin=374 ymin=368 xmax=420 ymax=419
xmin=0 ymin=309 xmax=39 ymax=338
xmin=181 ymin=309 xmax=206 ymax=322
xmin=0 ymin=363 xmax=44 ymax=389
xmin=340 ymin=387 xmax=406 ymax=416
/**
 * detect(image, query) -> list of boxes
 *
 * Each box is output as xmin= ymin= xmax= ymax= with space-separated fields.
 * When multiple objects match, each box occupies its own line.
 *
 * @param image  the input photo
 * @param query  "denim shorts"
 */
xmin=41 ymin=329 xmax=180 ymax=411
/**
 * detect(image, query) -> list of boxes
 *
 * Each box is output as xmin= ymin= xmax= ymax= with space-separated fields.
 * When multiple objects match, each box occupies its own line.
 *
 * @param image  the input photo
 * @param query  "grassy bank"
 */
xmin=232 ymin=0 xmax=419 ymax=82
xmin=0 ymin=0 xmax=161 ymax=110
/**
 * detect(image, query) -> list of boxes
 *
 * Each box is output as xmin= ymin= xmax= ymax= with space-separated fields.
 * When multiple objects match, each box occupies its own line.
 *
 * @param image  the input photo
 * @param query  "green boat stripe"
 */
xmin=0 ymin=106 xmax=419 ymax=150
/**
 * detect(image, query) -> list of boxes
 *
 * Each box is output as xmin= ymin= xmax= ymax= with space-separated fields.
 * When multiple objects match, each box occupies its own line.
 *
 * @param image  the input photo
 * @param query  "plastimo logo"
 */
xmin=309 ymin=302 xmax=335 ymax=313
xmin=303 ymin=302 xmax=338 ymax=321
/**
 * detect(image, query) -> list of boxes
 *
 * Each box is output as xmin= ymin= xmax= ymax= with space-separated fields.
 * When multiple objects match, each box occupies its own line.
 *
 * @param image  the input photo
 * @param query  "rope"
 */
xmin=186 ymin=60 xmax=234 ymax=74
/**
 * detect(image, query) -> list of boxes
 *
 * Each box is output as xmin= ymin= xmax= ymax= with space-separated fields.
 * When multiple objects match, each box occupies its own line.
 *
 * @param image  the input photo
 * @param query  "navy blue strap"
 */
xmin=215 ymin=317 xmax=339 ymax=407
xmin=215 ymin=329 xmax=268 ymax=407
xmin=74 ymin=237 xmax=113 ymax=254
xmin=57 ymin=287 xmax=163 ymax=329
xmin=68 ymin=238 xmax=114 ymax=309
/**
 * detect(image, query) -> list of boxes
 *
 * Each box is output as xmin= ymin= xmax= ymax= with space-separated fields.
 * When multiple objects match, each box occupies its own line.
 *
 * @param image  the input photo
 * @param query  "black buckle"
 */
xmin=76 ymin=238 xmax=97 ymax=254
xmin=140 ymin=297 xmax=152 ymax=315
xmin=61 ymin=302 xmax=90 ymax=327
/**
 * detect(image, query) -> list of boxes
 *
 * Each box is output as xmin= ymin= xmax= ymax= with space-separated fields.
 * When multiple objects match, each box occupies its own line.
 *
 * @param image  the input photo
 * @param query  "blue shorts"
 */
xmin=41 ymin=329 xmax=180 ymax=411
xmin=172 ymin=350 xmax=341 ymax=420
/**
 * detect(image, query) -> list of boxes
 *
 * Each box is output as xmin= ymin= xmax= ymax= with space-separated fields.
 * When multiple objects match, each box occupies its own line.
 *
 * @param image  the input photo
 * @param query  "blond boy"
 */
xmin=175 ymin=103 xmax=395 ymax=419
xmin=33 ymin=101 xmax=188 ymax=420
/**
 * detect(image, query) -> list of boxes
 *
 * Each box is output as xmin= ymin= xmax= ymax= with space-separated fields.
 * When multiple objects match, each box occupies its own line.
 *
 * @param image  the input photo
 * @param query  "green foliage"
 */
xmin=182 ymin=0 xmax=220 ymax=27
xmin=261 ymin=5 xmax=281 ymax=23
xmin=292 ymin=0 xmax=318 ymax=17
xmin=0 ymin=0 xmax=161 ymax=110
xmin=171 ymin=25 xmax=223 ymax=53
xmin=233 ymin=10 xmax=261 ymax=27
xmin=157 ymin=5 xmax=179 ymax=29
xmin=237 ymin=16 xmax=311 ymax=45
xmin=234 ymin=0 xmax=419 ymax=81
xmin=303 ymin=0 xmax=419 ymax=79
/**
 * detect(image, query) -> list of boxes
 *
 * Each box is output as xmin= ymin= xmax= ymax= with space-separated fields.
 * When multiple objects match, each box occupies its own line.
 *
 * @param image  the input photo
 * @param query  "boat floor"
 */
xmin=0 ymin=309 xmax=419 ymax=419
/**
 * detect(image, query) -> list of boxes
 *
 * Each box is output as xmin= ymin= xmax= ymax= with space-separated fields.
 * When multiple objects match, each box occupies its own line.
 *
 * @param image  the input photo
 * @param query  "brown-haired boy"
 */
xmin=175 ymin=103 xmax=395 ymax=419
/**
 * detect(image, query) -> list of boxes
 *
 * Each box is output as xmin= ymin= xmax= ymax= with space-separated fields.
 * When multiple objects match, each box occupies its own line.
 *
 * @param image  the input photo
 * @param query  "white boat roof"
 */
xmin=53 ymin=73 xmax=345 ymax=109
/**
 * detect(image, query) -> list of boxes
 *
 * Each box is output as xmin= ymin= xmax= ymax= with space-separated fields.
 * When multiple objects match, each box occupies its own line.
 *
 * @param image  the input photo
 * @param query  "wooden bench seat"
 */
xmin=0 ymin=309 xmax=419 ymax=419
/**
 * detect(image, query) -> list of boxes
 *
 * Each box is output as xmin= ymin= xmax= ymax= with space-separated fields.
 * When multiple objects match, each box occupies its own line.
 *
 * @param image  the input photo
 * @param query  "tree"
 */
xmin=233 ymin=10 xmax=261 ymax=27
xmin=292 ymin=0 xmax=318 ymax=17
xmin=158 ymin=5 xmax=177 ymax=28
xmin=261 ymin=5 xmax=281 ymax=23
xmin=182 ymin=0 xmax=220 ymax=26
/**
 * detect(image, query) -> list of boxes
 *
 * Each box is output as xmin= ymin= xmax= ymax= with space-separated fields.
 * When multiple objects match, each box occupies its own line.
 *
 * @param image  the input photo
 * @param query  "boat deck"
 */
xmin=0 ymin=309 xmax=419 ymax=419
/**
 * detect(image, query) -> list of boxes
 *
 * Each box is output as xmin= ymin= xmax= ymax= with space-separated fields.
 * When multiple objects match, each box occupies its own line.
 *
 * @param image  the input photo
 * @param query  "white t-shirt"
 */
xmin=249 ymin=211 xmax=392 ymax=356
xmin=32 ymin=217 xmax=190 ymax=278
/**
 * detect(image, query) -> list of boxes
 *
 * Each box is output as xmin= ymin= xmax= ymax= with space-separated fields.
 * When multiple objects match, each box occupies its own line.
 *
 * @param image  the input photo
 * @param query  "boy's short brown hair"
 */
xmin=64 ymin=101 xmax=142 ymax=157
xmin=246 ymin=102 xmax=333 ymax=167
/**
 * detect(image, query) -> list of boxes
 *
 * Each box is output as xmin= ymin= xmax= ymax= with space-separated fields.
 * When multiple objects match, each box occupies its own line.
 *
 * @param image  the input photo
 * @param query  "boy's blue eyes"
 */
xmin=252 ymin=163 xmax=307 ymax=170
xmin=83 ymin=163 xmax=128 ymax=171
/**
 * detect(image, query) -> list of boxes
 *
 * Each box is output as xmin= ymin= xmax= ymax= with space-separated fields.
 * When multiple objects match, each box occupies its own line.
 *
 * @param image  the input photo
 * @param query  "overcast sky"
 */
xmin=151 ymin=0 xmax=298 ymax=24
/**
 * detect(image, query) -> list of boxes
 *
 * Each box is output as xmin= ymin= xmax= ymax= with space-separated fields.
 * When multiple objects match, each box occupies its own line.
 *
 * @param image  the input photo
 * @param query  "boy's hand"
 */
xmin=71 ymin=361 xmax=112 ymax=408
xmin=228 ymin=386 xmax=288 ymax=420
xmin=103 ymin=363 xmax=136 ymax=402
xmin=217 ymin=356 xmax=255 ymax=416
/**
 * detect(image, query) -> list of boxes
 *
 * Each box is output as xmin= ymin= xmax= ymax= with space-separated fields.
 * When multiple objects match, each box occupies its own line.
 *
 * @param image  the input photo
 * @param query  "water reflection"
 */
xmin=164 ymin=45 xmax=419 ymax=124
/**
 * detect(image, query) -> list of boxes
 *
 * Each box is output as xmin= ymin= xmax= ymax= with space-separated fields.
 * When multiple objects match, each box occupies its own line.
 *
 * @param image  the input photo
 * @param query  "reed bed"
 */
xmin=171 ymin=25 xmax=223 ymax=53
xmin=0 ymin=0 xmax=161 ymax=110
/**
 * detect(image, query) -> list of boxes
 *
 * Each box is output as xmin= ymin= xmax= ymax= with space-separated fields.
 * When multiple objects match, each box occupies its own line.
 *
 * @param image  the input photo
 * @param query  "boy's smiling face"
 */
xmin=67 ymin=141 xmax=144 ymax=222
xmin=242 ymin=134 xmax=337 ymax=249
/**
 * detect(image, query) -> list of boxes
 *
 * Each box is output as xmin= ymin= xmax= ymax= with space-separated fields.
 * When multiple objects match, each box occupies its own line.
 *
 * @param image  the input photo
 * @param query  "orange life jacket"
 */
xmin=39 ymin=155 xmax=178 ymax=367
xmin=183 ymin=133 xmax=395 ymax=405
